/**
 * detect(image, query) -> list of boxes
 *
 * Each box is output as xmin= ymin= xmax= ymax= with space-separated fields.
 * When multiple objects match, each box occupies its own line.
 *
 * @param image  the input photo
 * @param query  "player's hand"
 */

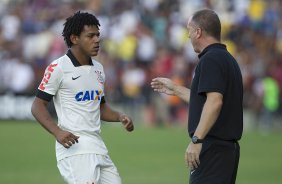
xmin=151 ymin=77 xmax=176 ymax=95
xmin=54 ymin=129 xmax=80 ymax=148
xmin=119 ymin=114 xmax=134 ymax=132
xmin=185 ymin=142 xmax=202 ymax=170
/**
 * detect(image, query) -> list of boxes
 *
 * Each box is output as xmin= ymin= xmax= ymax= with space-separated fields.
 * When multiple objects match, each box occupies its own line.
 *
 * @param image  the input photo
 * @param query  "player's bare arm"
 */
xmin=151 ymin=77 xmax=191 ymax=103
xmin=31 ymin=97 xmax=79 ymax=148
xmin=100 ymin=103 xmax=134 ymax=132
xmin=185 ymin=92 xmax=223 ymax=169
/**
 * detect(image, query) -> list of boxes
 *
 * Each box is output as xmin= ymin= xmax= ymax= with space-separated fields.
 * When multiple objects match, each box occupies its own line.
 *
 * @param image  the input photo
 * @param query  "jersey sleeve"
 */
xmin=198 ymin=56 xmax=226 ymax=95
xmin=100 ymin=96 xmax=106 ymax=104
xmin=36 ymin=61 xmax=62 ymax=101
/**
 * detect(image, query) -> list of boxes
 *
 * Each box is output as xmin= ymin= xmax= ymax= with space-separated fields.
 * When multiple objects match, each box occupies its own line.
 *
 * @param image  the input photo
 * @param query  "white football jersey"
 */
xmin=37 ymin=50 xmax=108 ymax=161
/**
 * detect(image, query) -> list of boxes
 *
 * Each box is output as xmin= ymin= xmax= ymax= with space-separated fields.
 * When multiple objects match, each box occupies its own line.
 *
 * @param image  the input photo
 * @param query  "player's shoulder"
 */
xmin=91 ymin=58 xmax=104 ymax=70
xmin=54 ymin=54 xmax=72 ymax=66
xmin=48 ymin=54 xmax=73 ymax=71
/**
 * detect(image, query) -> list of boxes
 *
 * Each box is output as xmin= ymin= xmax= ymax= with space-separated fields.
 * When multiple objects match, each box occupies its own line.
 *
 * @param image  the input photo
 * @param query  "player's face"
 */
xmin=77 ymin=25 xmax=100 ymax=56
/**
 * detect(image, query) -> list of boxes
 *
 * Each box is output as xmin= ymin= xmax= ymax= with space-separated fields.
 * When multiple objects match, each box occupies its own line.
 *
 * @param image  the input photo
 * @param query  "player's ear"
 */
xmin=70 ymin=34 xmax=79 ymax=45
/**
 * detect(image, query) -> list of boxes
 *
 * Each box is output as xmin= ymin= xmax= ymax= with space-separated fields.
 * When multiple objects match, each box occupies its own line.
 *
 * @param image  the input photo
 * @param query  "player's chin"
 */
xmin=90 ymin=49 xmax=99 ymax=56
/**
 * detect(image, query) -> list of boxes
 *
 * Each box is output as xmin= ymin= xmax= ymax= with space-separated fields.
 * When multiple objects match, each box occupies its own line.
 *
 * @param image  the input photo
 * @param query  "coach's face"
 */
xmin=187 ymin=18 xmax=201 ymax=53
xmin=77 ymin=25 xmax=100 ymax=57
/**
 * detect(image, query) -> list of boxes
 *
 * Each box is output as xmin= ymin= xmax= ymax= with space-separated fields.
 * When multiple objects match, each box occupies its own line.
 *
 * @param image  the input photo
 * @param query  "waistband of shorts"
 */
xmin=204 ymin=135 xmax=238 ymax=143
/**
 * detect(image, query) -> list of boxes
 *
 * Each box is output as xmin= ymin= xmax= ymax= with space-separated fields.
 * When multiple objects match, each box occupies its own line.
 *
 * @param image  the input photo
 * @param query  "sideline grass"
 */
xmin=0 ymin=121 xmax=281 ymax=184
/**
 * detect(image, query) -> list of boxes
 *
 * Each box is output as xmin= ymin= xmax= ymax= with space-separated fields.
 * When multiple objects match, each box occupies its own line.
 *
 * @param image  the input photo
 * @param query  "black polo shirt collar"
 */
xmin=66 ymin=50 xmax=93 ymax=67
xmin=198 ymin=43 xmax=226 ymax=58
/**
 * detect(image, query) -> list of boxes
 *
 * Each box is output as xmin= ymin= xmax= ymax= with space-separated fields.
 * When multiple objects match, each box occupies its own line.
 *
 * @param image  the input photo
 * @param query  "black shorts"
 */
xmin=189 ymin=137 xmax=240 ymax=184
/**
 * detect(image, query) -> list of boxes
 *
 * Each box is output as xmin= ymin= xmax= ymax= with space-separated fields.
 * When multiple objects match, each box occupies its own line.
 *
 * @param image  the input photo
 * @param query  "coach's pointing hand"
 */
xmin=54 ymin=129 xmax=80 ymax=148
xmin=151 ymin=77 xmax=176 ymax=95
xmin=119 ymin=114 xmax=134 ymax=132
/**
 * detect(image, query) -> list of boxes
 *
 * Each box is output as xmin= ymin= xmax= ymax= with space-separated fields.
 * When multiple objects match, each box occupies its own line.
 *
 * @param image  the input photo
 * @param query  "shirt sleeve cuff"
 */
xmin=100 ymin=96 xmax=106 ymax=104
xmin=36 ymin=90 xmax=53 ymax=101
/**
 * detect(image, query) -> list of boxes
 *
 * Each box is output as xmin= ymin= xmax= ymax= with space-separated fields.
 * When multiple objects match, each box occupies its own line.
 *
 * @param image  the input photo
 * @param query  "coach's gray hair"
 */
xmin=192 ymin=9 xmax=221 ymax=41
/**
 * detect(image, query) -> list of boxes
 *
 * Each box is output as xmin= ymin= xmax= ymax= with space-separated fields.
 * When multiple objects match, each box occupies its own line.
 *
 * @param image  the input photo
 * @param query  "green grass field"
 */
xmin=0 ymin=120 xmax=282 ymax=184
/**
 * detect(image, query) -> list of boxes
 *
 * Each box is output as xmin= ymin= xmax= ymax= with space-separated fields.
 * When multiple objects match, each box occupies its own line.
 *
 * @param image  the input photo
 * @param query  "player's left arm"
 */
xmin=100 ymin=103 xmax=134 ymax=132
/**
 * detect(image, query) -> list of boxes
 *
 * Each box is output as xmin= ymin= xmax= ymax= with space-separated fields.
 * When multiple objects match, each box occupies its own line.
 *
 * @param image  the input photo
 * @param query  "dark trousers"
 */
xmin=189 ymin=138 xmax=240 ymax=184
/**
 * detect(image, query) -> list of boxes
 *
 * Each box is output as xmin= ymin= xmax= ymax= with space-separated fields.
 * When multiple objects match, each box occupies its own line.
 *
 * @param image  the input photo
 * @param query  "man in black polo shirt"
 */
xmin=151 ymin=9 xmax=243 ymax=184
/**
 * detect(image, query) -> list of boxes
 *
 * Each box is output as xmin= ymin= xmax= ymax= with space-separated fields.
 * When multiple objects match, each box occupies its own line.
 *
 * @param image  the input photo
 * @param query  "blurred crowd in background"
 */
xmin=0 ymin=0 xmax=281 ymax=129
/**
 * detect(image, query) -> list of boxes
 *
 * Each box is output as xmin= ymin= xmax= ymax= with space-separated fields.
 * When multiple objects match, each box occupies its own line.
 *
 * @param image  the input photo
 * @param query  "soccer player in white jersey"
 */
xmin=31 ymin=11 xmax=134 ymax=184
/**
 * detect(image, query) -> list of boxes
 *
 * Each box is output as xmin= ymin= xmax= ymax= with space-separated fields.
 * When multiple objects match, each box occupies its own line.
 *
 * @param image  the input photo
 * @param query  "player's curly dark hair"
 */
xmin=62 ymin=11 xmax=100 ymax=48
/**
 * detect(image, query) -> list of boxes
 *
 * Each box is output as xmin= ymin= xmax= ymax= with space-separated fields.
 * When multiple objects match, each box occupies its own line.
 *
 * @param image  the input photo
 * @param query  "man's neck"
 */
xmin=198 ymin=37 xmax=220 ymax=53
xmin=70 ymin=48 xmax=90 ymax=65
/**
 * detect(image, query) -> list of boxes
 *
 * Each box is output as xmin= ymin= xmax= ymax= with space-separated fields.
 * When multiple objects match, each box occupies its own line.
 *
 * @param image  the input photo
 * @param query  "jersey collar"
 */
xmin=66 ymin=50 xmax=93 ymax=67
xmin=198 ymin=43 xmax=226 ymax=58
